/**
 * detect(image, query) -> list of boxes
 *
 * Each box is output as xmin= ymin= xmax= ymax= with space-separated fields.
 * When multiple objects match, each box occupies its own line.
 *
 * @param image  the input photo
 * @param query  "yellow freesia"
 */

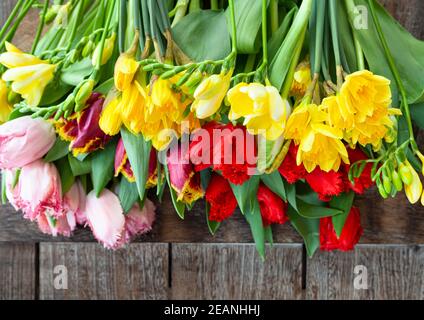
xmin=0 ymin=42 xmax=56 ymax=107
xmin=92 ymin=33 xmax=116 ymax=67
xmin=227 ymin=82 xmax=291 ymax=140
xmin=0 ymin=79 xmax=12 ymax=123
xmin=191 ymin=70 xmax=233 ymax=119
xmin=403 ymin=161 xmax=422 ymax=204
xmin=114 ymin=53 xmax=139 ymax=91
xmin=285 ymin=102 xmax=349 ymax=172
xmin=329 ymin=70 xmax=401 ymax=150
xmin=290 ymin=61 xmax=311 ymax=98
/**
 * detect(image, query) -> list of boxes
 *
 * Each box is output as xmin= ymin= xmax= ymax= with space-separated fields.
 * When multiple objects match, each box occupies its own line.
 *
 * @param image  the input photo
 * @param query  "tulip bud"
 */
xmin=75 ymin=79 xmax=95 ymax=111
xmin=399 ymin=162 xmax=413 ymax=186
xmin=382 ymin=174 xmax=392 ymax=195
xmin=377 ymin=180 xmax=389 ymax=199
xmin=392 ymin=170 xmax=403 ymax=192
xmin=92 ymin=33 xmax=116 ymax=67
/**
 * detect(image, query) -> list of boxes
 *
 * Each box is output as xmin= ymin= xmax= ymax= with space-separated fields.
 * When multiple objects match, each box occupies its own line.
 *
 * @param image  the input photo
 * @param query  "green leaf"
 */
xmin=260 ymin=171 xmax=287 ymax=201
xmin=244 ymin=199 xmax=266 ymax=260
xmin=172 ymin=10 xmax=231 ymax=61
xmin=264 ymin=226 xmax=274 ymax=246
xmin=164 ymin=163 xmax=185 ymax=219
xmin=411 ymin=102 xmax=424 ymax=129
xmin=269 ymin=0 xmax=313 ymax=90
xmin=95 ymin=78 xmax=115 ymax=95
xmin=118 ymin=177 xmax=140 ymax=213
xmin=55 ymin=157 xmax=75 ymax=195
xmin=288 ymin=205 xmax=320 ymax=257
xmin=329 ymin=191 xmax=355 ymax=238
xmin=120 ymin=127 xmax=152 ymax=200
xmin=91 ymin=139 xmax=117 ymax=197
xmin=1 ymin=171 xmax=7 ymax=205
xmin=205 ymin=202 xmax=221 ymax=235
xmin=230 ymin=176 xmax=260 ymax=215
xmin=349 ymin=0 xmax=424 ymax=104
xmin=40 ymin=80 xmax=72 ymax=106
xmin=226 ymin=0 xmax=268 ymax=54
xmin=285 ymin=181 xmax=298 ymax=211
xmin=296 ymin=198 xmax=343 ymax=219
xmin=268 ymin=6 xmax=297 ymax=61
xmin=61 ymin=58 xmax=94 ymax=86
xmin=8 ymin=108 xmax=31 ymax=121
xmin=68 ymin=154 xmax=92 ymax=176
xmin=44 ymin=139 xmax=70 ymax=162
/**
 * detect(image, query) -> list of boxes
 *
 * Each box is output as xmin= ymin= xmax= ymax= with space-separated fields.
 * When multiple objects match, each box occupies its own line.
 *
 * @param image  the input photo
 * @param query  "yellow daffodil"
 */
xmin=285 ymin=103 xmax=349 ymax=172
xmin=114 ymin=53 xmax=139 ymax=91
xmin=0 ymin=79 xmax=12 ymax=123
xmin=227 ymin=82 xmax=291 ymax=140
xmin=290 ymin=61 xmax=311 ymax=98
xmin=0 ymin=42 xmax=56 ymax=107
xmin=328 ymin=70 xmax=402 ymax=150
xmin=402 ymin=161 xmax=422 ymax=204
xmin=191 ymin=70 xmax=233 ymax=119
xmin=99 ymin=94 xmax=124 ymax=135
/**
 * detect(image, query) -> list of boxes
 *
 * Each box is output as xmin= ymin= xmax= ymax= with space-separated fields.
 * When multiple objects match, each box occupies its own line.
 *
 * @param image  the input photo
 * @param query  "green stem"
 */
xmin=0 ymin=0 xmax=25 ymax=43
xmin=345 ymin=0 xmax=365 ymax=70
xmin=228 ymin=0 xmax=237 ymax=54
xmin=189 ymin=0 xmax=200 ymax=13
xmin=313 ymin=0 xmax=326 ymax=74
xmin=328 ymin=0 xmax=343 ymax=87
xmin=211 ymin=0 xmax=219 ymax=10
xmin=65 ymin=0 xmax=84 ymax=51
xmin=367 ymin=0 xmax=416 ymax=148
xmin=244 ymin=54 xmax=256 ymax=73
xmin=0 ymin=0 xmax=35 ymax=50
xmin=261 ymin=0 xmax=268 ymax=66
xmin=171 ymin=0 xmax=189 ymax=27
xmin=119 ymin=0 xmax=127 ymax=53
xmin=31 ymin=0 xmax=49 ymax=54
xmin=270 ymin=0 xmax=279 ymax=33
xmin=95 ymin=0 xmax=115 ymax=69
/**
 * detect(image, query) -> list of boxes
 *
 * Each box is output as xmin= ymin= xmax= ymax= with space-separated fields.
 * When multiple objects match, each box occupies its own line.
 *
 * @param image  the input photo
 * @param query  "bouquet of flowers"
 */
xmin=1 ymin=0 xmax=424 ymax=258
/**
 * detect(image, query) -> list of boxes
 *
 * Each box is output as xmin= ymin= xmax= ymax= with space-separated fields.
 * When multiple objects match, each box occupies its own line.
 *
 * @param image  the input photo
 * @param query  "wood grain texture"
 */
xmin=171 ymin=244 xmax=304 ymax=300
xmin=39 ymin=243 xmax=169 ymax=300
xmin=0 ymin=0 xmax=17 ymax=26
xmin=306 ymin=245 xmax=424 ymax=300
xmin=0 ymin=243 xmax=36 ymax=300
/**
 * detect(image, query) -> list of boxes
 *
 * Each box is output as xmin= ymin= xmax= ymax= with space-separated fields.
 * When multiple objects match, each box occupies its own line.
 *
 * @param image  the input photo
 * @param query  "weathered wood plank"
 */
xmin=171 ymin=244 xmax=304 ymax=299
xmin=0 ymin=243 xmax=36 ymax=300
xmin=39 ymin=243 xmax=169 ymax=300
xmin=0 ymin=0 xmax=17 ymax=27
xmin=306 ymin=245 xmax=424 ymax=300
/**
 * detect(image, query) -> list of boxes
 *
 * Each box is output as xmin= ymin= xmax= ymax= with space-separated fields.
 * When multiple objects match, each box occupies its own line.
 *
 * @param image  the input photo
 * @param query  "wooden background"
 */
xmin=1 ymin=0 xmax=424 ymax=300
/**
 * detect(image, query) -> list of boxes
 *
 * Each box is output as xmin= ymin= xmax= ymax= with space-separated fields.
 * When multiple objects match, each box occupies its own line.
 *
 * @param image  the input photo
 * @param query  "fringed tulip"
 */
xmin=257 ymin=183 xmax=288 ymax=226
xmin=167 ymin=143 xmax=203 ymax=204
xmin=63 ymin=181 xmax=87 ymax=227
xmin=0 ymin=116 xmax=55 ymax=169
xmin=124 ymin=199 xmax=156 ymax=241
xmin=85 ymin=189 xmax=126 ymax=249
xmin=205 ymin=173 xmax=238 ymax=222
xmin=7 ymin=160 xmax=62 ymax=221
xmin=55 ymin=93 xmax=111 ymax=156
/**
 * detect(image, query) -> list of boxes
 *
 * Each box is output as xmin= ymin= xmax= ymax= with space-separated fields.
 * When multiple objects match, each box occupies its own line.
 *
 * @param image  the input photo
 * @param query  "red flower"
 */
xmin=167 ymin=143 xmax=203 ymax=204
xmin=55 ymin=93 xmax=112 ymax=156
xmin=319 ymin=207 xmax=363 ymax=251
xmin=278 ymin=143 xmax=307 ymax=183
xmin=342 ymin=148 xmax=374 ymax=194
xmin=257 ymin=183 xmax=288 ymax=226
xmin=114 ymin=138 xmax=158 ymax=187
xmin=189 ymin=122 xmax=256 ymax=185
xmin=305 ymin=169 xmax=345 ymax=202
xmin=205 ymin=173 xmax=238 ymax=222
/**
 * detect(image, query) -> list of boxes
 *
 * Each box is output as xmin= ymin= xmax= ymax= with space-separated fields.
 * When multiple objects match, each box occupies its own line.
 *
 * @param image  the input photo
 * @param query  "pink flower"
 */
xmin=63 ymin=181 xmax=87 ymax=228
xmin=0 ymin=116 xmax=56 ymax=169
xmin=6 ymin=160 xmax=62 ymax=221
xmin=84 ymin=189 xmax=126 ymax=249
xmin=124 ymin=199 xmax=156 ymax=241
xmin=36 ymin=212 xmax=73 ymax=237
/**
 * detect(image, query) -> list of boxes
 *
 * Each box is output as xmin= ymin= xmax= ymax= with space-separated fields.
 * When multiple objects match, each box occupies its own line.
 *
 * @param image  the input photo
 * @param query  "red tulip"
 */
xmin=257 ymin=183 xmax=288 ymax=226
xmin=205 ymin=173 xmax=238 ymax=222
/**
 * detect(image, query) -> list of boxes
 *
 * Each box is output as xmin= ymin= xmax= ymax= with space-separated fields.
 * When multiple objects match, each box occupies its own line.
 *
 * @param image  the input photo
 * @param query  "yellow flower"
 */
xmin=191 ymin=70 xmax=232 ymax=119
xmin=114 ymin=53 xmax=139 ymax=91
xmin=227 ymin=82 xmax=291 ymax=140
xmin=0 ymin=79 xmax=12 ymax=123
xmin=332 ymin=70 xmax=401 ymax=150
xmin=99 ymin=95 xmax=124 ymax=135
xmin=0 ymin=42 xmax=56 ymax=107
xmin=290 ymin=61 xmax=311 ymax=98
xmin=285 ymin=103 xmax=349 ymax=172
xmin=402 ymin=161 xmax=422 ymax=204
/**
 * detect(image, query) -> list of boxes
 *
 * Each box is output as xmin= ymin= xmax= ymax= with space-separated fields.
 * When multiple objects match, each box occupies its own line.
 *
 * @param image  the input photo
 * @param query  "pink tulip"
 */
xmin=85 ymin=189 xmax=126 ymax=249
xmin=124 ymin=199 xmax=156 ymax=241
xmin=63 ymin=181 xmax=87 ymax=227
xmin=6 ymin=160 xmax=62 ymax=221
xmin=0 ymin=116 xmax=56 ymax=169
xmin=37 ymin=212 xmax=73 ymax=237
